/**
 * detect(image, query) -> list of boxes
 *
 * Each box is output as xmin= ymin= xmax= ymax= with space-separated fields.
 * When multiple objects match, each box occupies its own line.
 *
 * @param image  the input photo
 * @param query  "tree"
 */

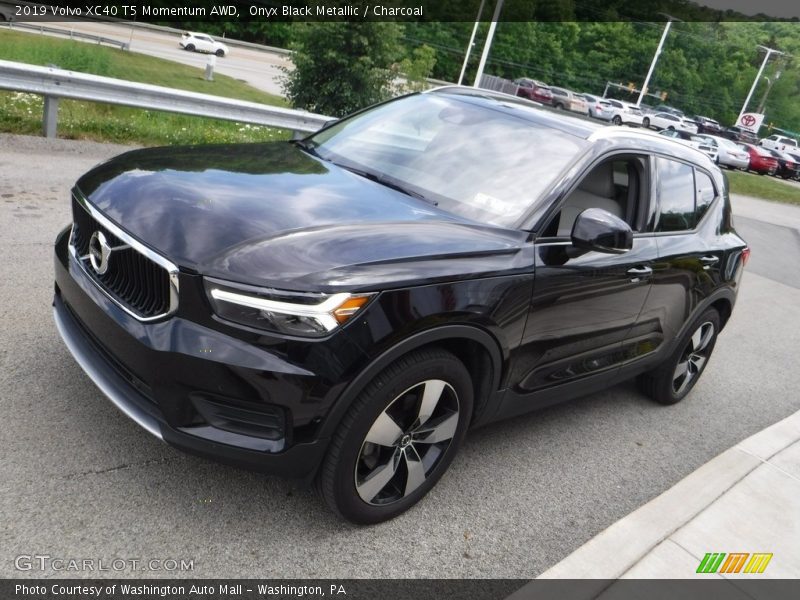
xmin=282 ymin=22 xmax=403 ymax=117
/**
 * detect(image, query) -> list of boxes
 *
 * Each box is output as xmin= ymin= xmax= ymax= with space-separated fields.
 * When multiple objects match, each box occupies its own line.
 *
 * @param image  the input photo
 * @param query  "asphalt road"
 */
xmin=5 ymin=20 xmax=289 ymax=96
xmin=1 ymin=133 xmax=799 ymax=579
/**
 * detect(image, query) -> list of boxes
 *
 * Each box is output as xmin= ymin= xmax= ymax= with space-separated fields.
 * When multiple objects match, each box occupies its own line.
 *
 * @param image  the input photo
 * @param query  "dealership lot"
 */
xmin=1 ymin=133 xmax=799 ymax=578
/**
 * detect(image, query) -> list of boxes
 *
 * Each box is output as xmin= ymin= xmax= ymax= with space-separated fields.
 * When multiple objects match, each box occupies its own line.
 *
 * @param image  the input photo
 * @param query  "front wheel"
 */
xmin=642 ymin=117 xmax=650 ymax=129
xmin=317 ymin=348 xmax=473 ymax=524
xmin=638 ymin=309 xmax=720 ymax=405
xmin=215 ymin=49 xmax=225 ymax=57
xmin=185 ymin=44 xmax=195 ymax=52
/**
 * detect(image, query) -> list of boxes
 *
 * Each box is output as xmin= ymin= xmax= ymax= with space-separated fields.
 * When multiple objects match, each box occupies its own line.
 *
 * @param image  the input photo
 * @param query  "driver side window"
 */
xmin=542 ymin=155 xmax=650 ymax=239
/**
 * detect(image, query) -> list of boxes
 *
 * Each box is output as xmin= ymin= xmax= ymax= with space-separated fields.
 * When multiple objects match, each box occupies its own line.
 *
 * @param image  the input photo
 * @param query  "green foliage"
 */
xmin=394 ymin=45 xmax=437 ymax=94
xmin=0 ymin=30 xmax=289 ymax=146
xmin=404 ymin=20 xmax=800 ymax=132
xmin=281 ymin=22 xmax=404 ymax=117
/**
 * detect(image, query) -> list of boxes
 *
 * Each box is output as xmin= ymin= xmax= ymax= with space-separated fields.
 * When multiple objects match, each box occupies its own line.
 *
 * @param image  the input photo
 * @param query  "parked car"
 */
xmin=724 ymin=126 xmax=759 ymax=145
xmin=656 ymin=104 xmax=685 ymax=117
xmin=646 ymin=112 xmax=698 ymax=133
xmin=605 ymin=99 xmax=645 ymax=126
xmin=53 ymin=87 xmax=748 ymax=524
xmin=739 ymin=143 xmax=779 ymax=175
xmin=763 ymin=149 xmax=800 ymax=180
xmin=638 ymin=102 xmax=658 ymax=115
xmin=580 ymin=94 xmax=613 ymax=121
xmin=693 ymin=116 xmax=723 ymax=135
xmin=659 ymin=130 xmax=718 ymax=163
xmin=704 ymin=135 xmax=750 ymax=170
xmin=179 ymin=31 xmax=229 ymax=57
xmin=550 ymin=87 xmax=589 ymax=114
xmin=759 ymin=134 xmax=798 ymax=153
xmin=514 ymin=78 xmax=553 ymax=105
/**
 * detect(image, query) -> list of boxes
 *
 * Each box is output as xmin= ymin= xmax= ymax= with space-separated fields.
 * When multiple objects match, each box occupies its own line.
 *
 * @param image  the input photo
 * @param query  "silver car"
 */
xmin=703 ymin=135 xmax=750 ymax=170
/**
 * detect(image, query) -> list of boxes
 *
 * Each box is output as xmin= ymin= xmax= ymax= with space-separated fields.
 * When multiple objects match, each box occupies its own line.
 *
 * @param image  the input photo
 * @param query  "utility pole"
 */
xmin=458 ymin=0 xmax=486 ymax=85
xmin=738 ymin=45 xmax=784 ymax=122
xmin=756 ymin=66 xmax=784 ymax=114
xmin=473 ymin=0 xmax=505 ymax=88
xmin=636 ymin=16 xmax=678 ymax=107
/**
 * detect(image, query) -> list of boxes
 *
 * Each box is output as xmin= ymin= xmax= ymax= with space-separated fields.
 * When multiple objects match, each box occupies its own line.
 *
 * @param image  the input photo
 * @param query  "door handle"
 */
xmin=627 ymin=266 xmax=653 ymax=281
xmin=700 ymin=255 xmax=720 ymax=267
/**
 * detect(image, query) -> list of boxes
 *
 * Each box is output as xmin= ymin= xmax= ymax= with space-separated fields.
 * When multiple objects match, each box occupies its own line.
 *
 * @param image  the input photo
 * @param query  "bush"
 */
xmin=281 ymin=22 xmax=404 ymax=118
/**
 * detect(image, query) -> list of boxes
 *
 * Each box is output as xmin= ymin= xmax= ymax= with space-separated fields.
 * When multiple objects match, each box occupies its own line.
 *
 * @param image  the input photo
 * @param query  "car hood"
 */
xmin=75 ymin=142 xmax=530 ymax=291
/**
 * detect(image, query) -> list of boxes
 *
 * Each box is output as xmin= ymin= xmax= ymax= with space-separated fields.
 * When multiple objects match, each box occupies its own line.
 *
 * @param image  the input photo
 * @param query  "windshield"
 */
xmin=308 ymin=93 xmax=588 ymax=227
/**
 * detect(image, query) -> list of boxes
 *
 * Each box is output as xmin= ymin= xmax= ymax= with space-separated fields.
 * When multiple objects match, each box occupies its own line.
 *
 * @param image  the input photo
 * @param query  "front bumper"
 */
xmin=53 ymin=227 xmax=334 ymax=479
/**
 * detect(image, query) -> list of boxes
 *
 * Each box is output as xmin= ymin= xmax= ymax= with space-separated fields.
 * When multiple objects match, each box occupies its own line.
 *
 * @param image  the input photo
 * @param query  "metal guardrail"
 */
xmin=0 ymin=59 xmax=334 ymax=138
xmin=0 ymin=21 xmax=129 ymax=50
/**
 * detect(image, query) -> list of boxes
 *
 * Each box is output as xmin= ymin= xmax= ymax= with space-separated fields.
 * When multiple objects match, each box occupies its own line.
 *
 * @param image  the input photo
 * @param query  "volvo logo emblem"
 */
xmin=88 ymin=230 xmax=112 ymax=275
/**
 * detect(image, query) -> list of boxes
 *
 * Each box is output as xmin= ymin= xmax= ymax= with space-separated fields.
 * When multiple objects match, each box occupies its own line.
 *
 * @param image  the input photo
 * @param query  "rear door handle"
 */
xmin=627 ymin=266 xmax=653 ymax=281
xmin=700 ymin=255 xmax=720 ymax=267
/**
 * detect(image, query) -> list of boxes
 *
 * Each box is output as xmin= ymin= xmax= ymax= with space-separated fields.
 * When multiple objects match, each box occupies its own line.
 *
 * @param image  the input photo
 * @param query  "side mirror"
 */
xmin=571 ymin=208 xmax=633 ymax=254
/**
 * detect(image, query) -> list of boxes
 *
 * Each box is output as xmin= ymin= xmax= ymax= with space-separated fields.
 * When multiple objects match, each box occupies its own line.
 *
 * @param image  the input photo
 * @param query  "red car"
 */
xmin=514 ymin=78 xmax=553 ymax=105
xmin=739 ymin=143 xmax=779 ymax=175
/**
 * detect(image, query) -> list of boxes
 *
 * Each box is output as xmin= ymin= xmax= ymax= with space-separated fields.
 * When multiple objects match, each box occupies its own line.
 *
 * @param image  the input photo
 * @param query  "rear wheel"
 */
xmin=215 ymin=49 xmax=225 ymax=57
xmin=185 ymin=44 xmax=195 ymax=52
xmin=642 ymin=117 xmax=650 ymax=129
xmin=638 ymin=309 xmax=720 ymax=405
xmin=612 ymin=115 xmax=623 ymax=126
xmin=318 ymin=348 xmax=473 ymax=524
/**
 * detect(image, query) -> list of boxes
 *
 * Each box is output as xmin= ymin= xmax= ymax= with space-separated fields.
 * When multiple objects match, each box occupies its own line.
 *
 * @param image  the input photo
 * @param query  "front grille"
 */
xmin=70 ymin=193 xmax=176 ymax=320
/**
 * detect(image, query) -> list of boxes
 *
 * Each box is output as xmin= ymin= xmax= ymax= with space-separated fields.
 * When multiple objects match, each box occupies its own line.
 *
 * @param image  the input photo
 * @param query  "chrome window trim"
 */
xmin=69 ymin=190 xmax=180 ymax=322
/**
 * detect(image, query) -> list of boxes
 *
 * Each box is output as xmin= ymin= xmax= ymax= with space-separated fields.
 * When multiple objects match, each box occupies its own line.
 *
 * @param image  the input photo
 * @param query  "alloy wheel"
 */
xmin=673 ymin=321 xmax=715 ymax=395
xmin=355 ymin=379 xmax=460 ymax=506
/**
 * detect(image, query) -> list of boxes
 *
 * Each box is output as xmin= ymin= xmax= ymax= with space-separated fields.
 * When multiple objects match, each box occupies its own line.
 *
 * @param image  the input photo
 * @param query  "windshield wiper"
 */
xmin=291 ymin=138 xmax=321 ymax=157
xmin=334 ymin=163 xmax=438 ymax=206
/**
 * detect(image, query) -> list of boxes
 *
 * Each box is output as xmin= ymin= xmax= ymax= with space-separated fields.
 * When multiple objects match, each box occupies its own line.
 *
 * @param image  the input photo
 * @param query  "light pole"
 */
xmin=458 ymin=0 xmax=486 ymax=85
xmin=473 ymin=0 xmax=505 ymax=88
xmin=636 ymin=17 xmax=678 ymax=107
xmin=737 ymin=45 xmax=784 ymax=122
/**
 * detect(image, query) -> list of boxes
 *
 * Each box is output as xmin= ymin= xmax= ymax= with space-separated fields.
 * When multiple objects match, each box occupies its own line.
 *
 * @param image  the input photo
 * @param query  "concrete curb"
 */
xmin=534 ymin=408 xmax=800 ymax=582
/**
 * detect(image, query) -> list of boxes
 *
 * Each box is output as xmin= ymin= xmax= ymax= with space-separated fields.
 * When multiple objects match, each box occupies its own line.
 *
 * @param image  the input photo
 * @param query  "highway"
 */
xmin=5 ymin=19 xmax=289 ymax=96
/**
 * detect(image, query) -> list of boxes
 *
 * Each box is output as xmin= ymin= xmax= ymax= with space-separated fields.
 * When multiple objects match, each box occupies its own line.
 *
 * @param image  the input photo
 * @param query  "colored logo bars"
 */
xmin=697 ymin=552 xmax=773 ymax=574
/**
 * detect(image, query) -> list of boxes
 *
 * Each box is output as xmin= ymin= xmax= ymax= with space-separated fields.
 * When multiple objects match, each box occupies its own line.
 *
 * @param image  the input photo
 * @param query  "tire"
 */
xmin=638 ymin=309 xmax=720 ymax=405
xmin=642 ymin=117 xmax=650 ymax=129
xmin=554 ymin=103 xmax=563 ymax=110
xmin=185 ymin=44 xmax=195 ymax=52
xmin=317 ymin=348 xmax=473 ymax=524
xmin=667 ymin=126 xmax=675 ymax=131
xmin=612 ymin=115 xmax=622 ymax=126
xmin=215 ymin=49 xmax=225 ymax=57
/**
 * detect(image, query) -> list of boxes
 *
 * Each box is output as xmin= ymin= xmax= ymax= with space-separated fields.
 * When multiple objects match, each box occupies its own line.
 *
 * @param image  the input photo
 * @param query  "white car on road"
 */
xmin=605 ymin=99 xmax=645 ymax=126
xmin=645 ymin=112 xmax=698 ymax=133
xmin=179 ymin=32 xmax=229 ymax=57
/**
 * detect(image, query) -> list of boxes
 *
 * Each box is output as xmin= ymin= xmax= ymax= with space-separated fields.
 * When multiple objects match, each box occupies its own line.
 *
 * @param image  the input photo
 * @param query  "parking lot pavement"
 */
xmin=1 ymin=133 xmax=799 ymax=579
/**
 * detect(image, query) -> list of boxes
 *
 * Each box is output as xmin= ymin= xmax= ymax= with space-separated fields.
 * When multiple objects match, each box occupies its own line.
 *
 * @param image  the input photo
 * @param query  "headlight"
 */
xmin=204 ymin=278 xmax=374 ymax=337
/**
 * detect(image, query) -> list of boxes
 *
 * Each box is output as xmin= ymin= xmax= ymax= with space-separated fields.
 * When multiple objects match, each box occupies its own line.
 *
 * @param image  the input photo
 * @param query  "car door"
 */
xmin=500 ymin=154 xmax=658 ymax=416
xmin=643 ymin=157 xmax=722 ymax=341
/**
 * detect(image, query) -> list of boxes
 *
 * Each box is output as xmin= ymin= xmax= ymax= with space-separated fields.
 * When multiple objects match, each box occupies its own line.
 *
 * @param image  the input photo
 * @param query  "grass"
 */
xmin=0 ymin=29 xmax=291 ymax=146
xmin=726 ymin=170 xmax=800 ymax=206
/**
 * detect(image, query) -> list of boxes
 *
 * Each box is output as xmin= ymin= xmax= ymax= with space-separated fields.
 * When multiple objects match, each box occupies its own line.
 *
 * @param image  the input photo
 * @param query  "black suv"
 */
xmin=54 ymin=88 xmax=748 ymax=524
